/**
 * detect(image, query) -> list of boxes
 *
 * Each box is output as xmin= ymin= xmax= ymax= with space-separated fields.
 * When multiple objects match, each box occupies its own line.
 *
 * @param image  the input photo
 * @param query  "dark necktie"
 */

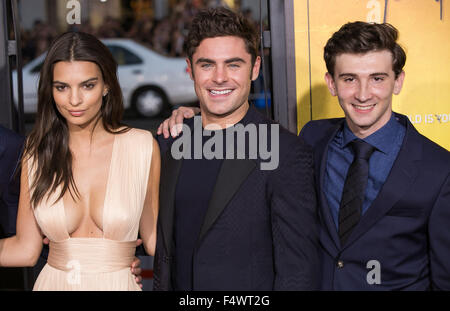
xmin=338 ymin=139 xmax=376 ymax=245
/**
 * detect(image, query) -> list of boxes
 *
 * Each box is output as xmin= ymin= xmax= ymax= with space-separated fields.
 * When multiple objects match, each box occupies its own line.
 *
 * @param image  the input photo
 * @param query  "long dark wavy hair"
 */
xmin=25 ymin=31 xmax=128 ymax=207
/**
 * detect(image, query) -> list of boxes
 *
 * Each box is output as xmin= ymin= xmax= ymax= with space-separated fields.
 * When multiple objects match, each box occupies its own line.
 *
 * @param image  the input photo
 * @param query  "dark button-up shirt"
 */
xmin=324 ymin=114 xmax=406 ymax=229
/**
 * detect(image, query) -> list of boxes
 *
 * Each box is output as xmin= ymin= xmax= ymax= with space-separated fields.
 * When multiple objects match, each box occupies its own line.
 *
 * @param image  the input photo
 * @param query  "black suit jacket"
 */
xmin=299 ymin=113 xmax=450 ymax=290
xmin=0 ymin=125 xmax=24 ymax=238
xmin=153 ymin=107 xmax=320 ymax=290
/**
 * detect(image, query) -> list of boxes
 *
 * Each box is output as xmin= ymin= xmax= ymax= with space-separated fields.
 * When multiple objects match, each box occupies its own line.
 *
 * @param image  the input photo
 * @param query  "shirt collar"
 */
xmin=341 ymin=113 xmax=403 ymax=154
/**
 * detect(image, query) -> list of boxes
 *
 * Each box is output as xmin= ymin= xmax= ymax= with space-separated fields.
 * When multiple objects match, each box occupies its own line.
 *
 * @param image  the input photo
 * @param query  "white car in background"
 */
xmin=13 ymin=38 xmax=197 ymax=117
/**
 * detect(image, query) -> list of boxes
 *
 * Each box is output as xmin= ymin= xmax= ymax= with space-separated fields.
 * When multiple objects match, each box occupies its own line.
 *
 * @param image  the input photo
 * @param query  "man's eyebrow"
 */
xmin=52 ymin=77 xmax=99 ymax=85
xmin=195 ymin=58 xmax=215 ymax=64
xmin=369 ymin=72 xmax=389 ymax=76
xmin=338 ymin=73 xmax=357 ymax=78
xmin=225 ymin=57 xmax=246 ymax=64
xmin=337 ymin=72 xmax=390 ymax=78
xmin=195 ymin=57 xmax=246 ymax=65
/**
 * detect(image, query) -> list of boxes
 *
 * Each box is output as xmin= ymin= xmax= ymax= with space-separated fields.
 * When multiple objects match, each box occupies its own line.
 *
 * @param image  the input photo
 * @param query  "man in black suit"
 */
xmin=0 ymin=125 xmax=24 ymax=289
xmin=153 ymin=7 xmax=320 ymax=291
xmin=299 ymin=22 xmax=450 ymax=290
xmin=0 ymin=125 xmax=23 ymax=239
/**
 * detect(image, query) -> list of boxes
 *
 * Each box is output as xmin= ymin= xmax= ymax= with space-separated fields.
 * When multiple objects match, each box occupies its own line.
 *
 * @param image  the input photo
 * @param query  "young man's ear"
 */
xmin=186 ymin=58 xmax=194 ymax=80
xmin=324 ymin=72 xmax=337 ymax=96
xmin=251 ymin=56 xmax=261 ymax=81
xmin=393 ymin=70 xmax=405 ymax=95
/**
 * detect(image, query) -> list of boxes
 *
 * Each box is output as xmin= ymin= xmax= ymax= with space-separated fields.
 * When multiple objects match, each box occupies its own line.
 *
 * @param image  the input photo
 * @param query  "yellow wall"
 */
xmin=294 ymin=0 xmax=450 ymax=150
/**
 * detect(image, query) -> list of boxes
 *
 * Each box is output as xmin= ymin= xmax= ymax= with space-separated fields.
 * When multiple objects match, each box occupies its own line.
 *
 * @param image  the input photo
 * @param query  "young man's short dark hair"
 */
xmin=186 ymin=7 xmax=260 ymax=67
xmin=324 ymin=21 xmax=406 ymax=78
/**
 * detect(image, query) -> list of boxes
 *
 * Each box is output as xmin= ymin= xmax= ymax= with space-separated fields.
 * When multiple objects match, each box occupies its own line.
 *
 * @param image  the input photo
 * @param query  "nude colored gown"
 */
xmin=29 ymin=129 xmax=153 ymax=291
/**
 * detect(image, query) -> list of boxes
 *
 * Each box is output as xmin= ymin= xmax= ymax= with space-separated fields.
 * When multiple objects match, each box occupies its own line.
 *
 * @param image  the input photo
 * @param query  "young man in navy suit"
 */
xmin=158 ymin=21 xmax=450 ymax=290
xmin=153 ymin=7 xmax=320 ymax=291
xmin=298 ymin=22 xmax=450 ymax=290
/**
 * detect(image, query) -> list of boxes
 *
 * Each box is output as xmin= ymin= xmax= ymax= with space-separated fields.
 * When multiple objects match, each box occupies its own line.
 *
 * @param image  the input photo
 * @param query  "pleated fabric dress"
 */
xmin=30 ymin=128 xmax=153 ymax=291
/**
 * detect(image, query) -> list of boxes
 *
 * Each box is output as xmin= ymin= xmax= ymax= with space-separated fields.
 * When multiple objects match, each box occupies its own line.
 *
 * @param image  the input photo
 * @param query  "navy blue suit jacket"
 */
xmin=153 ymin=107 xmax=320 ymax=290
xmin=299 ymin=113 xmax=450 ymax=290
xmin=0 ymin=125 xmax=24 ymax=238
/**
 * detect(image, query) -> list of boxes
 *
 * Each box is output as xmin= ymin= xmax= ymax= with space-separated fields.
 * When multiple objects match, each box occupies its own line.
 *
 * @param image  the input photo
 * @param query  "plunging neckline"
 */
xmin=61 ymin=133 xmax=118 ymax=240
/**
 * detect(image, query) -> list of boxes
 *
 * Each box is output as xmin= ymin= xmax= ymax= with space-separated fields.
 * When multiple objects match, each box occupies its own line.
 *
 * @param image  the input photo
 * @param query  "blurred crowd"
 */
xmin=21 ymin=20 xmax=57 ymax=64
xmin=20 ymin=0 xmax=262 ymax=65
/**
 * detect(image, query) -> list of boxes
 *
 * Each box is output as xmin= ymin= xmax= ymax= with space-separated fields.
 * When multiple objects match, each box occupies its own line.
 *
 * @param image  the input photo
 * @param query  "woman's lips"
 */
xmin=68 ymin=110 xmax=85 ymax=117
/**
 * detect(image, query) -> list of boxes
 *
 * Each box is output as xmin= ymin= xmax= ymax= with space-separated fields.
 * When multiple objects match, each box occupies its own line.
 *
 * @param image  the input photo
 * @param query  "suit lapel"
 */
xmin=197 ymin=107 xmax=261 ymax=242
xmin=0 ymin=140 xmax=5 ymax=198
xmin=316 ymin=121 xmax=344 ymax=254
xmin=342 ymin=116 xmax=422 ymax=249
xmin=0 ymin=135 xmax=6 ymax=159
xmin=159 ymin=149 xmax=182 ymax=256
xmin=198 ymin=157 xmax=256 ymax=243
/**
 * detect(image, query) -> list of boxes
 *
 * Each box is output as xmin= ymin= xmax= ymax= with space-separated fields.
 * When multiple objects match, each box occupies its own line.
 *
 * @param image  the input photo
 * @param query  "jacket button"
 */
xmin=337 ymin=260 xmax=344 ymax=268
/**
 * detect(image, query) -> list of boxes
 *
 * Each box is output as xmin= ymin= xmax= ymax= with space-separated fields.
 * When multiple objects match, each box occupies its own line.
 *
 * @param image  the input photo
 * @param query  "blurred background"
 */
xmin=13 ymin=0 xmax=272 ymax=135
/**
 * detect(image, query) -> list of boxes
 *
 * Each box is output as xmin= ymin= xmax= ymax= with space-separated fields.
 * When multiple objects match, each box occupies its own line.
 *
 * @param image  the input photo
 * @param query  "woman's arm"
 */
xmin=0 ymin=159 xmax=43 ymax=267
xmin=139 ymin=137 xmax=161 ymax=257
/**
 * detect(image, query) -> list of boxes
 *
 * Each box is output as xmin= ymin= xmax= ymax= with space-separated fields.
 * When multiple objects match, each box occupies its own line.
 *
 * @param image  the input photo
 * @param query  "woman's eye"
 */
xmin=84 ymin=83 xmax=95 ymax=89
xmin=55 ymin=85 xmax=66 ymax=91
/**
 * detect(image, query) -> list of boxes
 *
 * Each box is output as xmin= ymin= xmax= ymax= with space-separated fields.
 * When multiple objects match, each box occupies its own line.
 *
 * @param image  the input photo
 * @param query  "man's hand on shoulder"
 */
xmin=157 ymin=106 xmax=199 ymax=139
xmin=131 ymin=239 xmax=143 ymax=288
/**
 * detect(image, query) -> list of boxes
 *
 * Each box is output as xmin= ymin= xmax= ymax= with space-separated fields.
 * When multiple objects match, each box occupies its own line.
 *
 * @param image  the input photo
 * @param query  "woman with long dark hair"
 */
xmin=0 ymin=32 xmax=160 ymax=290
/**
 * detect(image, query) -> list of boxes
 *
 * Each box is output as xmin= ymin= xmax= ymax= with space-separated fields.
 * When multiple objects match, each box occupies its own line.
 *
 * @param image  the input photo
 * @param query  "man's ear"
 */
xmin=186 ymin=58 xmax=194 ymax=80
xmin=251 ymin=56 xmax=261 ymax=81
xmin=393 ymin=70 xmax=405 ymax=95
xmin=324 ymin=72 xmax=337 ymax=96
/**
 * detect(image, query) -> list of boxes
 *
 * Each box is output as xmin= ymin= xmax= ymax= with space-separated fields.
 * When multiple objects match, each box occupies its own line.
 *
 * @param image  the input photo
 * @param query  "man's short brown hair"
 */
xmin=186 ymin=7 xmax=259 ymax=66
xmin=324 ymin=21 xmax=406 ymax=78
